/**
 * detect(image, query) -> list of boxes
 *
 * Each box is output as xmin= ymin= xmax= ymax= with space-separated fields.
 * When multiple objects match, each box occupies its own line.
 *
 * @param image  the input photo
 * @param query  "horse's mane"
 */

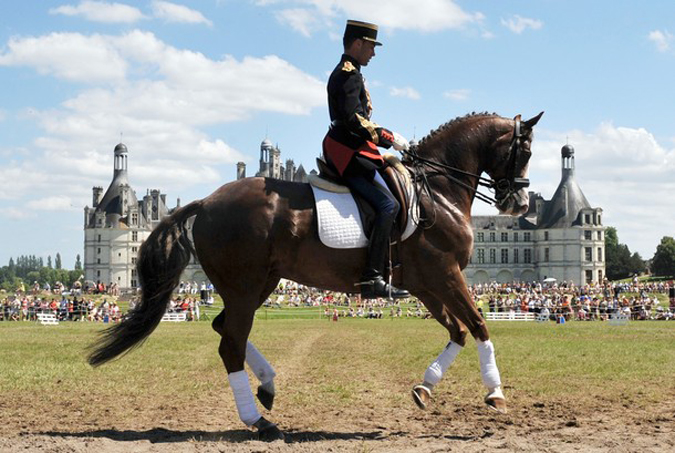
xmin=416 ymin=111 xmax=499 ymax=149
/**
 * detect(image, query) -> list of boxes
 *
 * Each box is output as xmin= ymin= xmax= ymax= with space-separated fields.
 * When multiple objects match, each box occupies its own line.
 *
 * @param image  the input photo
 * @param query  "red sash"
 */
xmin=322 ymin=135 xmax=383 ymax=176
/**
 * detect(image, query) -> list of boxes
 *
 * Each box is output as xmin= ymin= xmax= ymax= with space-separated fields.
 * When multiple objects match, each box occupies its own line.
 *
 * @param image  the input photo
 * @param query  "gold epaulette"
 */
xmin=341 ymin=61 xmax=356 ymax=72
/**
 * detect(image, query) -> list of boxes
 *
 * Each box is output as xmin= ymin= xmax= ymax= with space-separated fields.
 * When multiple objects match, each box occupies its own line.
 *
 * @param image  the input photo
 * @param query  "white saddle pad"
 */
xmin=311 ymin=181 xmax=418 ymax=249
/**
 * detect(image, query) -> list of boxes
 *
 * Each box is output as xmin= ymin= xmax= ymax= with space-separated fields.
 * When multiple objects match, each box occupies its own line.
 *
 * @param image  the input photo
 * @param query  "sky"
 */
xmin=1 ymin=0 xmax=674 ymax=270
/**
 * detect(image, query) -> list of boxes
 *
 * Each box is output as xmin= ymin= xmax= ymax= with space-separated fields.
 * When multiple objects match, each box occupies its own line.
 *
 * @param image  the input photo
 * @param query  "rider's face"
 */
xmin=355 ymin=40 xmax=376 ymax=66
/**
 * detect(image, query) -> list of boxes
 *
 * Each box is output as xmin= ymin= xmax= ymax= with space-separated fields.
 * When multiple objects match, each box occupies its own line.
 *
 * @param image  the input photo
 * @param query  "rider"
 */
xmin=322 ymin=20 xmax=410 ymax=299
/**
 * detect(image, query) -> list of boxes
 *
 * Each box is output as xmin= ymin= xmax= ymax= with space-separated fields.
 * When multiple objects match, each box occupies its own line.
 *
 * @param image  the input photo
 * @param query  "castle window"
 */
xmin=544 ymin=231 xmax=549 ymax=241
xmin=131 ymin=257 xmax=137 ymax=265
xmin=489 ymin=249 xmax=496 ymax=264
xmin=524 ymin=249 xmax=532 ymax=263
xmin=97 ymin=235 xmax=101 ymax=242
xmin=501 ymin=232 xmax=508 ymax=242
xmin=131 ymin=213 xmax=138 ymax=225
xmin=513 ymin=232 xmax=519 ymax=243
xmin=524 ymin=232 xmax=531 ymax=242
xmin=97 ymin=248 xmax=101 ymax=254
xmin=584 ymin=230 xmax=592 ymax=240
xmin=476 ymin=232 xmax=484 ymax=242
xmin=597 ymin=248 xmax=603 ymax=262
xmin=585 ymin=214 xmax=591 ymax=224
xmin=598 ymin=215 xmax=602 ymax=225
xmin=97 ymin=259 xmax=100 ymax=265
xmin=544 ymin=248 xmax=549 ymax=262
xmin=131 ymin=279 xmax=137 ymax=287
xmin=97 ymin=270 xmax=100 ymax=277
xmin=513 ymin=249 xmax=519 ymax=263
xmin=585 ymin=270 xmax=593 ymax=284
xmin=132 ymin=231 xmax=138 ymax=241
xmin=501 ymin=249 xmax=508 ymax=264
xmin=477 ymin=249 xmax=485 ymax=264
xmin=489 ymin=232 xmax=496 ymax=242
xmin=585 ymin=247 xmax=592 ymax=262
xmin=597 ymin=231 xmax=602 ymax=241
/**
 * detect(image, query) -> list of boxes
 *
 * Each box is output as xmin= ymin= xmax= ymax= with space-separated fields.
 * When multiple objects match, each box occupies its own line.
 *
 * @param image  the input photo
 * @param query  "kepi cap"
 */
xmin=344 ymin=20 xmax=382 ymax=46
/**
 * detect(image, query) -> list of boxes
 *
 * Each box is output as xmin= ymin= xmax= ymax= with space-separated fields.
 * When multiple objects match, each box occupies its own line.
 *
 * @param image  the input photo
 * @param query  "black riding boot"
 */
xmin=360 ymin=214 xmax=410 ymax=299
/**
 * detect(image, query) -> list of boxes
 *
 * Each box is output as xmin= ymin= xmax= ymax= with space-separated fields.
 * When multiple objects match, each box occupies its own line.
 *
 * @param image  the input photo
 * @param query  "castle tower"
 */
xmin=92 ymin=186 xmax=103 ymax=208
xmin=270 ymin=146 xmax=281 ymax=179
xmin=237 ymin=162 xmax=246 ymax=180
xmin=259 ymin=139 xmax=273 ymax=177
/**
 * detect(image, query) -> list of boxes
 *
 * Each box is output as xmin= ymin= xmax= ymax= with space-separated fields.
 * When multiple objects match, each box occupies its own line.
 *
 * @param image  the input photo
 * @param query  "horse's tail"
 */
xmin=88 ymin=200 xmax=202 ymax=367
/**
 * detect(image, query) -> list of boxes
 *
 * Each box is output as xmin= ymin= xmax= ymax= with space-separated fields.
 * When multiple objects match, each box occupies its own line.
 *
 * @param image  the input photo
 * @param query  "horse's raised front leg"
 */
xmin=411 ymin=290 xmax=468 ymax=410
xmin=414 ymin=270 xmax=507 ymax=414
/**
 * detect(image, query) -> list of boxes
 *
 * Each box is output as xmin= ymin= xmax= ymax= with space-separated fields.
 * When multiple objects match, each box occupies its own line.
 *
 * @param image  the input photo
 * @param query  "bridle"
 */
xmin=404 ymin=115 xmax=530 ymax=208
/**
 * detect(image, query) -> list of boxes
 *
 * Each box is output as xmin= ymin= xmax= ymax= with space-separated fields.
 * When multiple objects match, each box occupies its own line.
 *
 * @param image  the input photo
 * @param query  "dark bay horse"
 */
xmin=89 ymin=112 xmax=543 ymax=440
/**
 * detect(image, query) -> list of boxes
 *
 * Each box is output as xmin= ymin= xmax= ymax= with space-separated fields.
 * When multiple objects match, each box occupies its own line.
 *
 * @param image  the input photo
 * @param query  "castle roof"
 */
xmin=538 ymin=144 xmax=591 ymax=228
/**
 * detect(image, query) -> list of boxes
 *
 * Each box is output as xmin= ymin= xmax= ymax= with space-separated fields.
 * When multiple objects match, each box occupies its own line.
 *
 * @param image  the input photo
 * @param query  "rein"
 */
xmin=403 ymin=116 xmax=530 ymax=225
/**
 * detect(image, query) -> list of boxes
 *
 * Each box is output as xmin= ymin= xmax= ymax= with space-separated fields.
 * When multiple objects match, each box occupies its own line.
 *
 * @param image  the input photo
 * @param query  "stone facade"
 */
xmin=83 ymin=143 xmax=206 ymax=290
xmin=464 ymin=144 xmax=605 ymax=286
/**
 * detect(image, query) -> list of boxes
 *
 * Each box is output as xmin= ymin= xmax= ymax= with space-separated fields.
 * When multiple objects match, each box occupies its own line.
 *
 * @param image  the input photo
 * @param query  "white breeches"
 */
xmin=423 ymin=341 xmax=463 ymax=387
xmin=476 ymin=339 xmax=502 ymax=389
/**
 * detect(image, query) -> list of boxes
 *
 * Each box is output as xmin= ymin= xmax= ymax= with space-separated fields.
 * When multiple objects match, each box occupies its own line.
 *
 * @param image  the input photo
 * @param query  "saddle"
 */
xmin=310 ymin=154 xmax=411 ymax=241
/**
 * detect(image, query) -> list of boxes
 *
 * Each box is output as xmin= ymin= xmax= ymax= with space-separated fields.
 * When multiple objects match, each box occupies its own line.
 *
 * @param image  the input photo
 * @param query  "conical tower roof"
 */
xmin=539 ymin=144 xmax=591 ymax=228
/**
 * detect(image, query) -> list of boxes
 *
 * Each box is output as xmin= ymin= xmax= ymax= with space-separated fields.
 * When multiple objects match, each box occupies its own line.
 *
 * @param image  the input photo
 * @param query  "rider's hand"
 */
xmin=392 ymin=132 xmax=409 ymax=152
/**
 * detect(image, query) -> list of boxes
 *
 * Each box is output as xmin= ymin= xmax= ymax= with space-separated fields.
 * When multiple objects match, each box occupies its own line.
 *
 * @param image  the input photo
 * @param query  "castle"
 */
xmin=236 ymin=139 xmax=311 ymax=182
xmin=84 ymin=139 xmax=310 ymax=290
xmin=83 ymin=143 xmax=205 ymax=289
xmin=464 ymin=144 xmax=606 ymax=286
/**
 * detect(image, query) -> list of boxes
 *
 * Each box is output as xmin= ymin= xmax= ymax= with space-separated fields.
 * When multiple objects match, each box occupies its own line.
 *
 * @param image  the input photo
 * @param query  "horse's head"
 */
xmin=487 ymin=112 xmax=543 ymax=216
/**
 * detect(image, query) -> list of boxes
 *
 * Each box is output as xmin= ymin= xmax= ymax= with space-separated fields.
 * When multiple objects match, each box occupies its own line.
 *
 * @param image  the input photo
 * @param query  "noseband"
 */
xmin=404 ymin=115 xmax=530 ymax=208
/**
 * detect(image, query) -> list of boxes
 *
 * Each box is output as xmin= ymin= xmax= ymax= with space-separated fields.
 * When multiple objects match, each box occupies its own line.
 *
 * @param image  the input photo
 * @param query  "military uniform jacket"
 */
xmin=323 ymin=54 xmax=395 ymax=177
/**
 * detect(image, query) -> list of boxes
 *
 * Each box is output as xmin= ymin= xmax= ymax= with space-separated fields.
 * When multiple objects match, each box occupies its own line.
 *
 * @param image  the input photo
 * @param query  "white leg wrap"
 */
xmin=245 ymin=341 xmax=276 ymax=385
xmin=477 ymin=340 xmax=502 ymax=389
xmin=228 ymin=370 xmax=261 ymax=426
xmin=423 ymin=341 xmax=463 ymax=387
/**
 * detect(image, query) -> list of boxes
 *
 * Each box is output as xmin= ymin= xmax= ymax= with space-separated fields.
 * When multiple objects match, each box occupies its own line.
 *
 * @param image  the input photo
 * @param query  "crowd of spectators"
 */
xmin=470 ymin=278 xmax=675 ymax=321
xmin=265 ymin=280 xmax=430 ymax=319
xmin=0 ymin=294 xmax=123 ymax=322
xmin=4 ymin=276 xmax=673 ymax=323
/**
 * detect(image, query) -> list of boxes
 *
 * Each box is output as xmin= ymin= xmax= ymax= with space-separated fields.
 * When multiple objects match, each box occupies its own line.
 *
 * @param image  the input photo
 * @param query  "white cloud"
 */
xmin=648 ymin=29 xmax=673 ymax=52
xmin=1 ymin=207 xmax=36 ymax=220
xmin=443 ymin=88 xmax=471 ymax=101
xmin=501 ymin=15 xmax=543 ymax=34
xmin=268 ymin=0 xmax=483 ymax=35
xmin=49 ymin=1 xmax=145 ymax=23
xmin=523 ymin=123 xmax=675 ymax=257
xmin=275 ymin=8 xmax=324 ymax=37
xmin=0 ymin=29 xmax=325 ymax=205
xmin=390 ymin=86 xmax=420 ymax=100
xmin=0 ymin=32 xmax=127 ymax=84
xmin=26 ymin=196 xmax=79 ymax=212
xmin=151 ymin=1 xmax=213 ymax=26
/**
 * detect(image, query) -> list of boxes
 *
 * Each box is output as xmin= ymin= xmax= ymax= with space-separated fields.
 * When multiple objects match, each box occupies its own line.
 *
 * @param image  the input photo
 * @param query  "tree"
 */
xmin=55 ymin=253 xmax=62 ymax=270
xmin=47 ymin=255 xmax=53 ymax=269
xmin=605 ymin=227 xmax=644 ymax=280
xmin=75 ymin=254 xmax=82 ymax=271
xmin=651 ymin=236 xmax=675 ymax=277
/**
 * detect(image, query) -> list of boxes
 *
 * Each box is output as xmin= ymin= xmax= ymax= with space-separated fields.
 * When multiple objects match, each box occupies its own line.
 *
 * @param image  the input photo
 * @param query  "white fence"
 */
xmin=161 ymin=312 xmax=187 ymax=322
xmin=36 ymin=312 xmax=59 ymax=326
xmin=484 ymin=312 xmax=536 ymax=321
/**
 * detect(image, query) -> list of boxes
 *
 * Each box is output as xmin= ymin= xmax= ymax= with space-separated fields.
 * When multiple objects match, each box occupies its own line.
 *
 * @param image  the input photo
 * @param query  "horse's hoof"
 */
xmin=412 ymin=384 xmax=432 ymax=410
xmin=253 ymin=417 xmax=284 ymax=442
xmin=485 ymin=387 xmax=508 ymax=414
xmin=257 ymin=385 xmax=275 ymax=410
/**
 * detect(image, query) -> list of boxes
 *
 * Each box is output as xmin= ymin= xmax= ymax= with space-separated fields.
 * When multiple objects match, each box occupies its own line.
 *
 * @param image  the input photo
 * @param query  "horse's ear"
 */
xmin=523 ymin=111 xmax=544 ymax=129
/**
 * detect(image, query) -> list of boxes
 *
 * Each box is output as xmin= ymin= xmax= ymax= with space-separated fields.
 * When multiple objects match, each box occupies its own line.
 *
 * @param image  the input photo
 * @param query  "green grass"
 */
xmin=1 ymin=319 xmax=672 ymax=403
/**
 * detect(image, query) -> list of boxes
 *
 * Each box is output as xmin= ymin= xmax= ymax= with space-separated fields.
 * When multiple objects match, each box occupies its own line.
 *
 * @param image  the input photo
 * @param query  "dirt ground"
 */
xmin=1 ymin=322 xmax=673 ymax=452
xmin=1 ymin=378 xmax=673 ymax=452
